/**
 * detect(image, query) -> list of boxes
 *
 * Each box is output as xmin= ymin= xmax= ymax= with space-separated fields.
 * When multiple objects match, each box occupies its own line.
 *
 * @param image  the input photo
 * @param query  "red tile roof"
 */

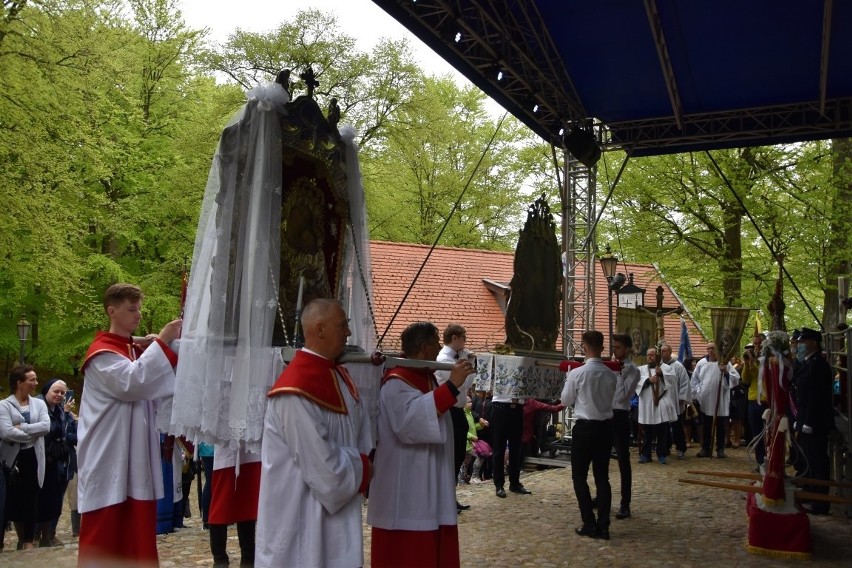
xmin=368 ymin=241 xmax=707 ymax=356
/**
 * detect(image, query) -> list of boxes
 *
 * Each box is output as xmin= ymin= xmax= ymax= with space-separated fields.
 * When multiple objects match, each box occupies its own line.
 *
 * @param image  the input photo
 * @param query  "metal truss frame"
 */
xmin=560 ymin=153 xmax=596 ymax=358
xmin=608 ymin=99 xmax=852 ymax=156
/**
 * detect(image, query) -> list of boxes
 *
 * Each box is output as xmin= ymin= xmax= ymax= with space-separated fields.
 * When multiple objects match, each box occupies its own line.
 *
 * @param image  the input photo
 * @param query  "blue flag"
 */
xmin=678 ymin=317 xmax=692 ymax=362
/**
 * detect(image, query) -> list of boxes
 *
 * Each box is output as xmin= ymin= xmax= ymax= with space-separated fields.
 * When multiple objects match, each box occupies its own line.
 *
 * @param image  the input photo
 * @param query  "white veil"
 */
xmin=166 ymin=83 xmax=378 ymax=451
xmin=168 ymin=83 xmax=289 ymax=450
xmin=339 ymin=125 xmax=377 ymax=355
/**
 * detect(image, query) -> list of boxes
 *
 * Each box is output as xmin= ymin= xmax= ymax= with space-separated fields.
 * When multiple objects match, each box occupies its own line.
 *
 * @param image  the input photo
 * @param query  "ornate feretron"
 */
xmin=275 ymin=72 xmax=350 ymax=344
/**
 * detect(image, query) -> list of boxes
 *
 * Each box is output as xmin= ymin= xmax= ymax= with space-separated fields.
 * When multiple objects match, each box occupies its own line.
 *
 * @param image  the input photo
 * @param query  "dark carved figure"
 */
xmin=505 ymin=195 xmax=561 ymax=352
xmin=327 ymin=98 xmax=340 ymax=130
xmin=300 ymin=66 xmax=319 ymax=98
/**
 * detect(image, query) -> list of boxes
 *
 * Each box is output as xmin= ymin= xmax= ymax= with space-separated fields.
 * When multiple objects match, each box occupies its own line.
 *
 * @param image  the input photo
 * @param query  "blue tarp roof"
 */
xmin=373 ymin=0 xmax=852 ymax=156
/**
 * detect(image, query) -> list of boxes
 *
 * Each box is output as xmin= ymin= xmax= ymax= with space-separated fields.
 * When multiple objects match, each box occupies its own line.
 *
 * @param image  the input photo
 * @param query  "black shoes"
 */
xmin=456 ymin=501 xmax=470 ymax=512
xmin=716 ymin=450 xmax=727 ymax=458
xmin=496 ymin=487 xmax=507 ymax=498
xmin=696 ymin=449 xmax=711 ymax=458
xmin=509 ymin=484 xmax=532 ymax=495
xmin=575 ymin=524 xmax=598 ymax=539
xmin=596 ymin=526 xmax=611 ymax=540
xmin=615 ymin=505 xmax=631 ymax=519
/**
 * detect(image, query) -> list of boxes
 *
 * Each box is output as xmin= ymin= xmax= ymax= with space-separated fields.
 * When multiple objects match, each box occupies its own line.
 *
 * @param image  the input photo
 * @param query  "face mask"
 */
xmin=796 ymin=343 xmax=807 ymax=361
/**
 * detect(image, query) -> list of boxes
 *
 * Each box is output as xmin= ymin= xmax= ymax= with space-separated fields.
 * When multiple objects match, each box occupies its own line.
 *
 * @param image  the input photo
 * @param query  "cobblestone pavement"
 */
xmin=3 ymin=445 xmax=851 ymax=566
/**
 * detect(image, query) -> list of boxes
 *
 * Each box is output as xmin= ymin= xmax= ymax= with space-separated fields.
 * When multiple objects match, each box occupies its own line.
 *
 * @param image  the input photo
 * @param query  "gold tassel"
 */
xmin=747 ymin=545 xmax=811 ymax=560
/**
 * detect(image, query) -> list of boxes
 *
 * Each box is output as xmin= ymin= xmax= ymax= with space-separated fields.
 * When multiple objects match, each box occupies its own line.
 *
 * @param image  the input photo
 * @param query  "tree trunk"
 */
xmin=822 ymin=138 xmax=852 ymax=330
xmin=720 ymin=195 xmax=744 ymax=307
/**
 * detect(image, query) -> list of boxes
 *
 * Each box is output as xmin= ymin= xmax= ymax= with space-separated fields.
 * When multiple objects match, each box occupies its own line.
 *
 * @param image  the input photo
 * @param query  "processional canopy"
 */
xmin=167 ymin=68 xmax=375 ymax=449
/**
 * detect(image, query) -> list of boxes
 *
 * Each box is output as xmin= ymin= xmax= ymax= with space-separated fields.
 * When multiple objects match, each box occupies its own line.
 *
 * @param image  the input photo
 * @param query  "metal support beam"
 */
xmin=819 ymin=0 xmax=834 ymax=116
xmin=643 ymin=0 xmax=683 ymax=130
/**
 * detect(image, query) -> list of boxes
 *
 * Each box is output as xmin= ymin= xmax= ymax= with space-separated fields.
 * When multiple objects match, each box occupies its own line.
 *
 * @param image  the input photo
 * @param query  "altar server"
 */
xmin=255 ymin=299 xmax=373 ymax=568
xmin=368 ymin=321 xmax=475 ymax=568
xmin=77 ymin=283 xmax=181 ymax=566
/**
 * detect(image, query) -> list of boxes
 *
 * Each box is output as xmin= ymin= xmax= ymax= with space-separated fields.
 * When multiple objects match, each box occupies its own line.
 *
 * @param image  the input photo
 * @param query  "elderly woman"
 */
xmin=36 ymin=378 xmax=74 ymax=547
xmin=0 ymin=364 xmax=50 ymax=550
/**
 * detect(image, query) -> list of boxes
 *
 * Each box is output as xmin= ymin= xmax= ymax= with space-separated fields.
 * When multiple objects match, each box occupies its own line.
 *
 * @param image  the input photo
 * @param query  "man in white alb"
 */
xmin=255 ymin=299 xmax=373 ymax=568
xmin=636 ymin=347 xmax=678 ymax=464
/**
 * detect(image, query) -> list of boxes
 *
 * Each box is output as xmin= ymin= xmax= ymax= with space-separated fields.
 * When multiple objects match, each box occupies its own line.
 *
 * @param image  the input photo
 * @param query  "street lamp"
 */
xmin=617 ymin=274 xmax=646 ymax=309
xmin=17 ymin=315 xmax=31 ymax=365
xmin=599 ymin=245 xmax=624 ymax=356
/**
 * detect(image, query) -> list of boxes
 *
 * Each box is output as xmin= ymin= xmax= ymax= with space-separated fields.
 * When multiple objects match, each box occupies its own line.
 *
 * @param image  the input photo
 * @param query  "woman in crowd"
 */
xmin=0 ymin=365 xmax=50 ymax=550
xmin=36 ymin=378 xmax=73 ymax=547
xmin=65 ymin=404 xmax=80 ymax=538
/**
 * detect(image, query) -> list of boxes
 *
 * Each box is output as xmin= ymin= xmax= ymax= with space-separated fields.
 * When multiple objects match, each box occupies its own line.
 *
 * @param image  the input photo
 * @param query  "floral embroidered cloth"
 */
xmin=473 ymin=354 xmax=563 ymax=399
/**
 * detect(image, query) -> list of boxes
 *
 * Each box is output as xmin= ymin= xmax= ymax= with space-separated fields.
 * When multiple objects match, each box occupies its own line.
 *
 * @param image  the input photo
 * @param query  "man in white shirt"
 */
xmin=636 ymin=348 xmax=678 ymax=464
xmin=561 ymin=330 xmax=617 ymax=540
xmin=610 ymin=333 xmax=641 ymax=519
xmin=434 ymin=324 xmax=476 ymax=512
xmin=660 ymin=343 xmax=691 ymax=458
xmin=77 ymin=283 xmax=182 ymax=566
xmin=490 ymin=337 xmax=532 ymax=498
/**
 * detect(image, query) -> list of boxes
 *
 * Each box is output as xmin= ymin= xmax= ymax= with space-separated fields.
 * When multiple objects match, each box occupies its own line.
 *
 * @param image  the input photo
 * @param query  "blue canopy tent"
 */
xmin=372 ymin=0 xmax=852 ymax=155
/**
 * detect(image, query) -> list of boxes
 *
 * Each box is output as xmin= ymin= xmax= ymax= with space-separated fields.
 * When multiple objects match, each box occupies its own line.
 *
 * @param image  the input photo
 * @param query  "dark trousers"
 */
xmin=210 ymin=520 xmax=255 ymax=566
xmin=0 ymin=464 xmax=5 ymax=550
xmin=700 ymin=412 xmax=726 ymax=453
xmin=491 ymin=402 xmax=523 ymax=489
xmin=571 ymin=419 xmax=613 ymax=528
xmin=670 ymin=413 xmax=687 ymax=453
xmin=201 ymin=456 xmax=214 ymax=524
xmin=747 ymin=401 xmax=768 ymax=464
xmin=797 ymin=431 xmax=831 ymax=513
xmin=611 ymin=409 xmax=632 ymax=507
xmin=640 ymin=422 xmax=671 ymax=459
xmin=449 ymin=406 xmax=467 ymax=476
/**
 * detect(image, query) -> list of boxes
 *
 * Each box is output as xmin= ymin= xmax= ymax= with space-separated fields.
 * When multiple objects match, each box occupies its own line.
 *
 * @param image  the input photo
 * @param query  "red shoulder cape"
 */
xmin=268 ymin=350 xmax=359 ymax=414
xmin=381 ymin=365 xmax=435 ymax=394
xmin=82 ymin=331 xmax=142 ymax=371
xmin=381 ymin=365 xmax=458 ymax=414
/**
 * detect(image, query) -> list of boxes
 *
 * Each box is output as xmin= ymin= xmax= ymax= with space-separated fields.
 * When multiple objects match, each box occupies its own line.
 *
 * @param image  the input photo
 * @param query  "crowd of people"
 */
xmin=0 ymin=281 xmax=842 ymax=565
xmin=1 ymin=367 xmax=78 ymax=551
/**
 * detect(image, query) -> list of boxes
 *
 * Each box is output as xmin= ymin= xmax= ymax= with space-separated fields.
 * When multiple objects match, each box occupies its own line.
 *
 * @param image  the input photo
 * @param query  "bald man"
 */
xmin=255 ymin=299 xmax=374 ymax=567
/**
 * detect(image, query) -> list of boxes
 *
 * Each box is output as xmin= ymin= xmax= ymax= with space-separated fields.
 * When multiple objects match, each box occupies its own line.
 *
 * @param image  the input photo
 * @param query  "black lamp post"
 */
xmin=17 ymin=315 xmax=31 ymax=365
xmin=599 ymin=245 xmax=624 ymax=356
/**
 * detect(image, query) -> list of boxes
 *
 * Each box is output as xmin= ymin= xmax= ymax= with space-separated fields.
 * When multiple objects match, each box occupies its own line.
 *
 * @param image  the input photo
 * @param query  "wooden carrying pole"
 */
xmin=679 ymin=477 xmax=852 ymax=504
xmin=686 ymin=469 xmax=852 ymax=489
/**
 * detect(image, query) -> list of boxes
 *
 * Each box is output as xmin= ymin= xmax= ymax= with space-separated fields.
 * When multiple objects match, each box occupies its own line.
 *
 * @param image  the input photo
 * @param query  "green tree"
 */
xmin=361 ymin=75 xmax=538 ymax=249
xmin=599 ymin=143 xmax=835 ymax=332
xmin=0 ymin=0 xmax=240 ymax=370
xmin=202 ymin=8 xmax=421 ymax=149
